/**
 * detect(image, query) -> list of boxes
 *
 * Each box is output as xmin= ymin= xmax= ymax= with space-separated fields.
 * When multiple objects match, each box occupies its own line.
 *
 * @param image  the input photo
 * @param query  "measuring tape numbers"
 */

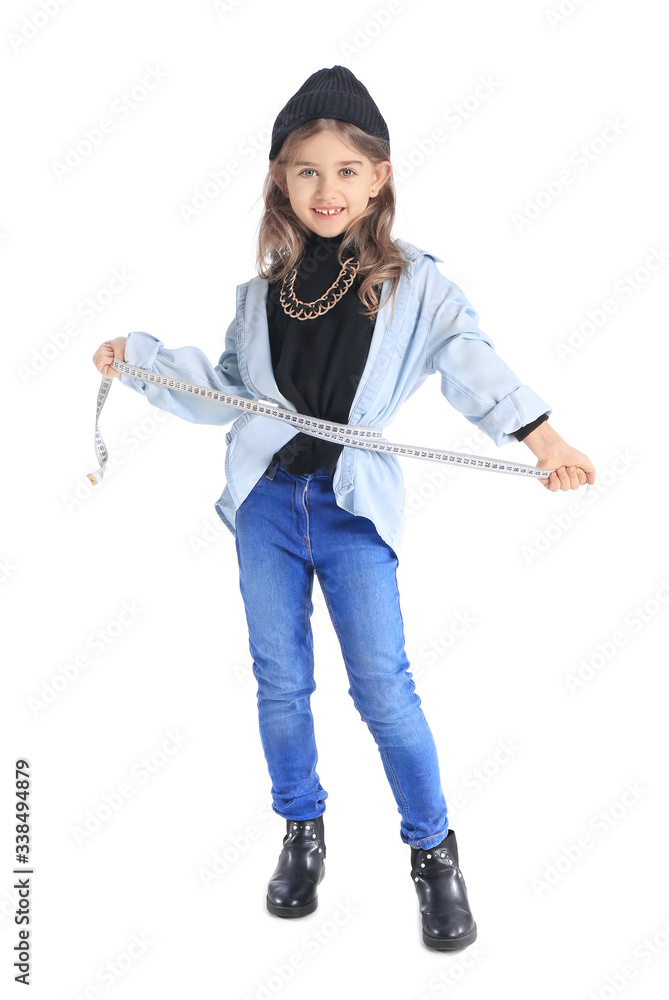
xmin=87 ymin=358 xmax=561 ymax=487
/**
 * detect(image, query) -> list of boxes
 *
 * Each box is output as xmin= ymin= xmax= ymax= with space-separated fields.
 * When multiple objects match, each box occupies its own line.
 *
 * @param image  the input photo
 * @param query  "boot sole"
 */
xmin=422 ymin=924 xmax=478 ymax=951
xmin=266 ymin=895 xmax=319 ymax=918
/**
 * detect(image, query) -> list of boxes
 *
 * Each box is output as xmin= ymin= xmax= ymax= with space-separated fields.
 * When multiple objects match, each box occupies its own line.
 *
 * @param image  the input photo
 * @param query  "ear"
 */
xmin=373 ymin=160 xmax=393 ymax=192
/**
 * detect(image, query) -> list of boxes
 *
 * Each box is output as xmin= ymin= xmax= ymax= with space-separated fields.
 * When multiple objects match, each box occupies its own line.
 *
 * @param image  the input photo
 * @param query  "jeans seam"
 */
xmin=411 ymin=832 xmax=449 ymax=849
xmin=304 ymin=569 xmax=318 ymax=781
xmin=304 ymin=481 xmax=313 ymax=565
xmin=291 ymin=478 xmax=309 ymax=542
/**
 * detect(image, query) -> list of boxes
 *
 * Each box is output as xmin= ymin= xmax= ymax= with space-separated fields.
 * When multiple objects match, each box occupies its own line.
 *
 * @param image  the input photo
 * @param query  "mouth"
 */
xmin=312 ymin=207 xmax=345 ymax=218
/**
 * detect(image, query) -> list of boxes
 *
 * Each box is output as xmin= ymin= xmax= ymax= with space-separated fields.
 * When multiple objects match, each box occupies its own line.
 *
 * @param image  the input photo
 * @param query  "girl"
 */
xmin=93 ymin=66 xmax=594 ymax=952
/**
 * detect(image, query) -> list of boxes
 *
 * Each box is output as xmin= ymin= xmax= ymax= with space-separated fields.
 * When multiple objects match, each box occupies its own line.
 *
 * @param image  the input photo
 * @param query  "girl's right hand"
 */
xmin=92 ymin=337 xmax=127 ymax=377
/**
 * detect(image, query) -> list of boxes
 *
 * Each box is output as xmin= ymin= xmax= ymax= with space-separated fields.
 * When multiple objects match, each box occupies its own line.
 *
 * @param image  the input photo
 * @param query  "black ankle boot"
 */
xmin=266 ymin=815 xmax=326 ymax=918
xmin=411 ymin=829 xmax=477 ymax=950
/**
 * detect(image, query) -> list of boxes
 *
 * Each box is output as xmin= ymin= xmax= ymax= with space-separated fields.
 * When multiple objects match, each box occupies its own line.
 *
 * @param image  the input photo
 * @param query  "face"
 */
xmin=277 ymin=131 xmax=392 ymax=237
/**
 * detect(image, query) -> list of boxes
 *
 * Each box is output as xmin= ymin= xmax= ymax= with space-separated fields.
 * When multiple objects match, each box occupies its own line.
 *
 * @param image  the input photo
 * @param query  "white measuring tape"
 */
xmin=88 ymin=358 xmax=570 ymax=488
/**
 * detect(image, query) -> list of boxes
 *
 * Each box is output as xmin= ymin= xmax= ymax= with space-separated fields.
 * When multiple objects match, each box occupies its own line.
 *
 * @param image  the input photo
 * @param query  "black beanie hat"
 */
xmin=269 ymin=65 xmax=390 ymax=162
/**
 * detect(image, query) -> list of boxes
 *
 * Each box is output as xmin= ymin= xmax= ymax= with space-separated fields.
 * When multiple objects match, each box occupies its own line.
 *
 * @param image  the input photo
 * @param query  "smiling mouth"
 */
xmin=312 ymin=207 xmax=344 ymax=217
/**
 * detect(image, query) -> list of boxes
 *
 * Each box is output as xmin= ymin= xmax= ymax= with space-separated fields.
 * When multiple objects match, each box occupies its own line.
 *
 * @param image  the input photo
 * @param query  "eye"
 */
xmin=298 ymin=168 xmax=356 ymax=177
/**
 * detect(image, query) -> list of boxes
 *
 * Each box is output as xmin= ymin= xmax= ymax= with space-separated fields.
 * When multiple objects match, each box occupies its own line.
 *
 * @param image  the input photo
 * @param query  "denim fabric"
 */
xmin=234 ymin=459 xmax=449 ymax=850
xmin=119 ymin=237 xmax=552 ymax=557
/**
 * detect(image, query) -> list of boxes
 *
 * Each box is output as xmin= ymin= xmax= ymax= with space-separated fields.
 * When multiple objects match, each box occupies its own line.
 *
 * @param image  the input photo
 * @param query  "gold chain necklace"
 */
xmin=279 ymin=253 xmax=359 ymax=320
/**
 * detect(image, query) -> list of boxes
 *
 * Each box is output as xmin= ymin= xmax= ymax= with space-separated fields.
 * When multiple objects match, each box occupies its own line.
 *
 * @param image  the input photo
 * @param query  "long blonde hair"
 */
xmin=255 ymin=118 xmax=410 ymax=323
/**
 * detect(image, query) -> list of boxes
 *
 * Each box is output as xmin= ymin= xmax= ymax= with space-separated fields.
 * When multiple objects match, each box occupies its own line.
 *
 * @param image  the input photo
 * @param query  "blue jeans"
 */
xmin=234 ymin=460 xmax=449 ymax=850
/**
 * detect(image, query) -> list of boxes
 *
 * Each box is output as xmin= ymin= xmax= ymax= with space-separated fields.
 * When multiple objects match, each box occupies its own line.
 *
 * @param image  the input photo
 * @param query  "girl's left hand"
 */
xmin=536 ymin=448 xmax=595 ymax=492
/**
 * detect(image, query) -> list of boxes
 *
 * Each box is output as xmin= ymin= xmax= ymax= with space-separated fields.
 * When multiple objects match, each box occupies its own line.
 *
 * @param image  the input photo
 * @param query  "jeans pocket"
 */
xmin=239 ymin=471 xmax=269 ymax=513
xmin=252 ymin=471 xmax=269 ymax=491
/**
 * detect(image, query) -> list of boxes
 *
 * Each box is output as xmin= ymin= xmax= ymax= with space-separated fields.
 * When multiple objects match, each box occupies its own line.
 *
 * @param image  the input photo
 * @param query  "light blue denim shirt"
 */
xmin=119 ymin=239 xmax=551 ymax=555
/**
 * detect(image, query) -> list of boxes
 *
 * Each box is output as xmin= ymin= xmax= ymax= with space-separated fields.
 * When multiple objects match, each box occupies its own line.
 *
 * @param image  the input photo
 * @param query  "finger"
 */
xmin=566 ymin=466 xmax=580 ymax=489
xmin=554 ymin=466 xmax=570 ymax=491
xmin=575 ymin=464 xmax=595 ymax=486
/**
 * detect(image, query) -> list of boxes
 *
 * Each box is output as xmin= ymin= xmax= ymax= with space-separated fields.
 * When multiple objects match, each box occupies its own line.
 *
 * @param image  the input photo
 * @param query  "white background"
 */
xmin=2 ymin=1 xmax=668 ymax=997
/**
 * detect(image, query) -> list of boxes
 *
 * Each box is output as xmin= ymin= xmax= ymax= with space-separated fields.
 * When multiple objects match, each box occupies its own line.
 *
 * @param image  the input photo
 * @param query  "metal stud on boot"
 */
xmin=266 ymin=815 xmax=326 ymax=918
xmin=411 ymin=828 xmax=477 ymax=950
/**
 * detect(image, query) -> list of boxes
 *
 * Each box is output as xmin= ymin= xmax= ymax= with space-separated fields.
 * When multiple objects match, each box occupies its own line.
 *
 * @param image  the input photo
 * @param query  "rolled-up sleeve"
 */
xmin=425 ymin=278 xmax=552 ymax=447
xmin=118 ymin=317 xmax=256 ymax=425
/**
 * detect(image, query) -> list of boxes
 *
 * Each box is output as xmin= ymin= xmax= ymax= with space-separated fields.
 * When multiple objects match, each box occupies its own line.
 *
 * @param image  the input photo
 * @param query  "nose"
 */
xmin=316 ymin=173 xmax=340 ymax=201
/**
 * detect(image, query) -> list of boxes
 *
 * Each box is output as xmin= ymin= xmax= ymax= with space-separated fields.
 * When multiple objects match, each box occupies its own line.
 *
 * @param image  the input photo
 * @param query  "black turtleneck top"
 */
xmin=265 ymin=230 xmax=548 ymax=478
xmin=266 ymin=229 xmax=376 ymax=477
